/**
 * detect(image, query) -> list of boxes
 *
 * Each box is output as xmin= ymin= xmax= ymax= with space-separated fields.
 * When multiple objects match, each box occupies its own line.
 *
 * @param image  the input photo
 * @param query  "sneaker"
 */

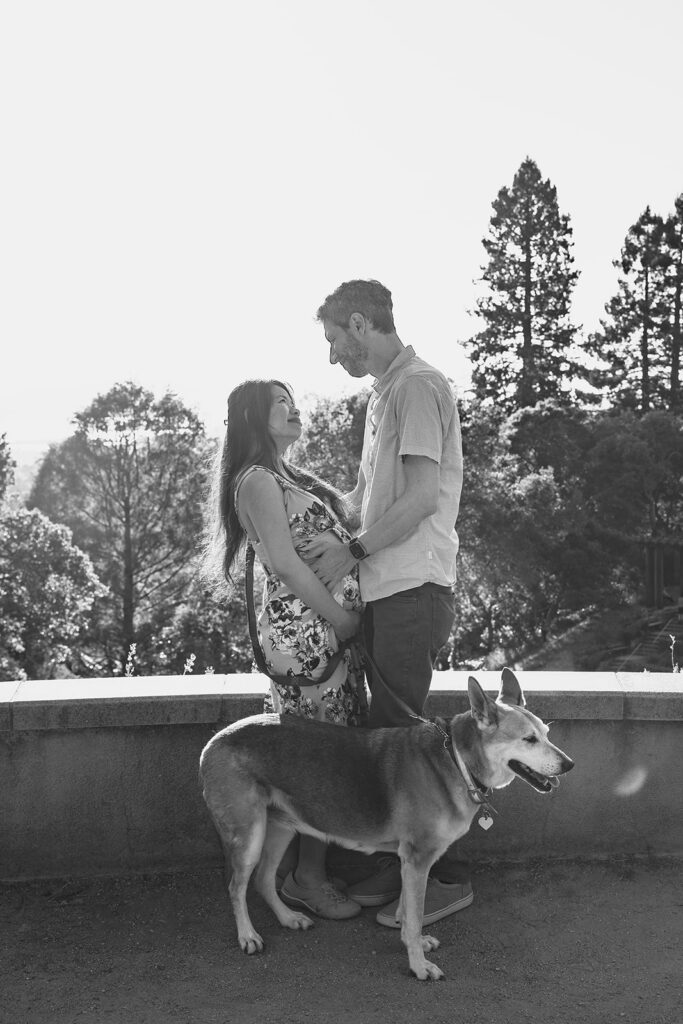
xmin=347 ymin=856 xmax=402 ymax=907
xmin=279 ymin=872 xmax=361 ymax=920
xmin=376 ymin=879 xmax=474 ymax=928
xmin=276 ymin=871 xmax=347 ymax=893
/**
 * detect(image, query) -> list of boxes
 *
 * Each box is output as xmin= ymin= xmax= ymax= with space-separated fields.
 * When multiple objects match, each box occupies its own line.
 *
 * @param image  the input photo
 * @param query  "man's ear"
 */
xmin=498 ymin=667 xmax=526 ymax=707
xmin=348 ymin=312 xmax=366 ymax=336
xmin=468 ymin=676 xmax=499 ymax=727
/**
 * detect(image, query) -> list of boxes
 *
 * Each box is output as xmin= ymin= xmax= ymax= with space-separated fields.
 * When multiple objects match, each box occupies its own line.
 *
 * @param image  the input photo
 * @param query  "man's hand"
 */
xmin=301 ymin=532 xmax=356 ymax=591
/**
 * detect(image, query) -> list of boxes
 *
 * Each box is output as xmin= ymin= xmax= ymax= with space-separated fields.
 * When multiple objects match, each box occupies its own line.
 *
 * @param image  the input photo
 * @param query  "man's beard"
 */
xmin=341 ymin=337 xmax=369 ymax=376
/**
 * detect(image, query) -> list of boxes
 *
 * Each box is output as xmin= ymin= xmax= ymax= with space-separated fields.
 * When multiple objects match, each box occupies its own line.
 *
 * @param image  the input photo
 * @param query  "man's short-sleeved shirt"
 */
xmin=358 ymin=345 xmax=463 ymax=602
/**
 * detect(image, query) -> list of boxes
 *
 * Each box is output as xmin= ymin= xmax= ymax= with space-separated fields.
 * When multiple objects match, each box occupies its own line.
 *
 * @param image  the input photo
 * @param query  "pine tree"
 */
xmin=467 ymin=158 xmax=580 ymax=413
xmin=660 ymin=195 xmax=683 ymax=412
xmin=587 ymin=207 xmax=668 ymax=412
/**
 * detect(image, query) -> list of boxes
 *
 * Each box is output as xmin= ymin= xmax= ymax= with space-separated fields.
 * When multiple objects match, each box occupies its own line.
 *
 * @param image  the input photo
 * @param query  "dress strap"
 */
xmin=233 ymin=465 xmax=291 ymax=513
xmin=234 ymin=466 xmax=295 ymax=544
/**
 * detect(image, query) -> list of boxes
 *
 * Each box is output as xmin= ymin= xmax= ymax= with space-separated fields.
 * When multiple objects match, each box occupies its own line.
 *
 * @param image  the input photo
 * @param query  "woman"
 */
xmin=206 ymin=378 xmax=365 ymax=920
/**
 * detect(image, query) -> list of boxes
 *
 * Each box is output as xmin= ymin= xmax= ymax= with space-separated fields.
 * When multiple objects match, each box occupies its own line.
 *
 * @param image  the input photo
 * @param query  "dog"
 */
xmin=199 ymin=668 xmax=574 ymax=980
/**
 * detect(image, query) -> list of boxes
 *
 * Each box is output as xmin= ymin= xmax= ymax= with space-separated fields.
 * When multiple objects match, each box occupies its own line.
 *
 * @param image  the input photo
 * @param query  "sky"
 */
xmin=2 ymin=0 xmax=682 ymax=464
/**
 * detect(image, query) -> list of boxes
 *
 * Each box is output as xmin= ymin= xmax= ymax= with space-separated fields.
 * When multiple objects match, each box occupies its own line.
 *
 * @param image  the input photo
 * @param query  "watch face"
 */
xmin=350 ymin=539 xmax=367 ymax=560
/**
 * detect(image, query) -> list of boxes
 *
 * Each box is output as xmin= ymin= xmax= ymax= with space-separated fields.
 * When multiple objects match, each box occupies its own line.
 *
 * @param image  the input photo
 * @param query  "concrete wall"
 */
xmin=1 ymin=671 xmax=682 ymax=880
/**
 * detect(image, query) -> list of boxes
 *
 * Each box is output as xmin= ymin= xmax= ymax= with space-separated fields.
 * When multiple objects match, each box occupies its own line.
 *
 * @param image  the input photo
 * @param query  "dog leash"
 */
xmin=245 ymin=542 xmax=493 ymax=823
xmin=360 ymin=644 xmax=497 ymax=830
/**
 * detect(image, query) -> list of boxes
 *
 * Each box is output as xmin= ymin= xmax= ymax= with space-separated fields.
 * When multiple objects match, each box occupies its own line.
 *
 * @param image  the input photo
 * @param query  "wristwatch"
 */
xmin=348 ymin=537 xmax=369 ymax=560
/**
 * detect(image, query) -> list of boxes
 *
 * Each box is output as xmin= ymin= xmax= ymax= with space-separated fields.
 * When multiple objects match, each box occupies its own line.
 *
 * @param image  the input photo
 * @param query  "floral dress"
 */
xmin=235 ymin=466 xmax=366 ymax=726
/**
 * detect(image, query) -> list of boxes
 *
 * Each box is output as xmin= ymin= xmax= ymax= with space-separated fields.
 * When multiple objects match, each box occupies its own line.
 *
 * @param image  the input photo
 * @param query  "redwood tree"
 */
xmin=587 ymin=207 xmax=669 ymax=412
xmin=660 ymin=195 xmax=683 ymax=412
xmin=467 ymin=158 xmax=580 ymax=413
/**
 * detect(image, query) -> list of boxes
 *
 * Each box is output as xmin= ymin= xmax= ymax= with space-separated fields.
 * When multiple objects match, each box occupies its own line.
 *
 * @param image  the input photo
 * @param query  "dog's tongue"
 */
xmin=548 ymin=776 xmax=560 ymax=789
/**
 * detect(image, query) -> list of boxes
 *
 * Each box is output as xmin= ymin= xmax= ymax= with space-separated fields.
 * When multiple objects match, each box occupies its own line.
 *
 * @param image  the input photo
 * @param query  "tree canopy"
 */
xmin=29 ymin=382 xmax=210 ymax=671
xmin=0 ymin=506 xmax=105 ymax=680
xmin=8 ymin=166 xmax=683 ymax=678
xmin=0 ymin=434 xmax=15 ymax=501
xmin=290 ymin=391 xmax=368 ymax=493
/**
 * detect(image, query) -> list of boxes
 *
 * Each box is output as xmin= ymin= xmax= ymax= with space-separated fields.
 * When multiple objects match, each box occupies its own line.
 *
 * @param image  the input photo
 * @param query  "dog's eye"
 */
xmin=523 ymin=736 xmax=539 ymax=744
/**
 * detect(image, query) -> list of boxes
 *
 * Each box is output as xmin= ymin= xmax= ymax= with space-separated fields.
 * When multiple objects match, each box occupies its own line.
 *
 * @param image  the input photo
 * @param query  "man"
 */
xmin=305 ymin=279 xmax=472 ymax=928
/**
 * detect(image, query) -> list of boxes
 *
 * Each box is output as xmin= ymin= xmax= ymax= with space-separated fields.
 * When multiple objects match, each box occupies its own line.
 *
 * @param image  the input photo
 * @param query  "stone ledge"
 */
xmin=1 ymin=670 xmax=682 ymax=731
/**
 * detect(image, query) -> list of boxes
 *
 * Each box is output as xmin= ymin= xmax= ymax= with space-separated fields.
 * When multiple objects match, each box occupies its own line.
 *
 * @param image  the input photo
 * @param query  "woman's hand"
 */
xmin=335 ymin=608 xmax=362 ymax=642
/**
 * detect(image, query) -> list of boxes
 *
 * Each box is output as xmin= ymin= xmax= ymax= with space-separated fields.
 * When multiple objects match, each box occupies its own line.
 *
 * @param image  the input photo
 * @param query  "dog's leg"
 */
xmin=203 ymin=777 xmax=269 ymax=956
xmin=254 ymin=819 xmax=314 ymax=932
xmin=226 ymin=809 xmax=269 ymax=955
xmin=399 ymin=852 xmax=444 ymax=981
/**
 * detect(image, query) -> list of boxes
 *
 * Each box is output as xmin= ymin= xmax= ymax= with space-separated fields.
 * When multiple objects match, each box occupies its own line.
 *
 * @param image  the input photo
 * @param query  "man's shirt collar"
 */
xmin=372 ymin=345 xmax=416 ymax=395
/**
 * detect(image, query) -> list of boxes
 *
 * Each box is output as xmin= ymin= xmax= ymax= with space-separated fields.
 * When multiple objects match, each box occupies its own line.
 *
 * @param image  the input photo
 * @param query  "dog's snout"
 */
xmin=560 ymin=756 xmax=574 ymax=774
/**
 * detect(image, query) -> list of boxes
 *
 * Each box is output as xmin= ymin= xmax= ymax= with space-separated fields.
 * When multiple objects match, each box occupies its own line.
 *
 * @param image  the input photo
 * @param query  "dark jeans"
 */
xmin=363 ymin=583 xmax=470 ymax=885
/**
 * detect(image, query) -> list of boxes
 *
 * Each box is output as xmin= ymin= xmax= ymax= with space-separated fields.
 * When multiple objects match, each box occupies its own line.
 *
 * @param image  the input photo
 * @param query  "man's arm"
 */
xmin=342 ymin=462 xmax=366 ymax=532
xmin=304 ymin=454 xmax=439 ymax=587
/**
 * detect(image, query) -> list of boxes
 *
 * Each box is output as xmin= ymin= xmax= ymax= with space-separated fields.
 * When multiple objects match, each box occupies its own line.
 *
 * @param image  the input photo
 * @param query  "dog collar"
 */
xmin=433 ymin=721 xmax=498 ymax=828
xmin=449 ymin=739 xmax=491 ymax=804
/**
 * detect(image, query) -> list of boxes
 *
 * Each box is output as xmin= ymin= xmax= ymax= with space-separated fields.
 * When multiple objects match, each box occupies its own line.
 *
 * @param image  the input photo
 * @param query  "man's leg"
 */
xmin=365 ymin=583 xmax=454 ymax=727
xmin=352 ymin=584 xmax=472 ymax=919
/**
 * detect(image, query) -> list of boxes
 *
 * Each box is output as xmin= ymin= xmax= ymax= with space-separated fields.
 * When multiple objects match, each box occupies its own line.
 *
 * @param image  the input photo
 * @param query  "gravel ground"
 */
xmin=2 ymin=858 xmax=681 ymax=1024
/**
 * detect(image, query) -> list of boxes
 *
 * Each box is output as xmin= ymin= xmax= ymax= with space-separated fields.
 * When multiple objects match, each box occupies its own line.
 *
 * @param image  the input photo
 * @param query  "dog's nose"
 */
xmin=561 ymin=757 xmax=575 ymax=773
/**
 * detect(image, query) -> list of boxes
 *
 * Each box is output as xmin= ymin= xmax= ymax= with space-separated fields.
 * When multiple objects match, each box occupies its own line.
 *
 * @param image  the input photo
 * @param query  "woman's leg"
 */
xmin=294 ymin=834 xmax=330 ymax=887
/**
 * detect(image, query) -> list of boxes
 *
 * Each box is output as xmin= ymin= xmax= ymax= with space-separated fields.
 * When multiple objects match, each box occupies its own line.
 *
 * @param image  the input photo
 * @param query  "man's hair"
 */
xmin=315 ymin=279 xmax=395 ymax=334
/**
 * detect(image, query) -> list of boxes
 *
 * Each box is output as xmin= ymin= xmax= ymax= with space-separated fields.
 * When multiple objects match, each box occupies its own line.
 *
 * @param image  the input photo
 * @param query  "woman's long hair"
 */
xmin=204 ymin=379 xmax=348 ymax=589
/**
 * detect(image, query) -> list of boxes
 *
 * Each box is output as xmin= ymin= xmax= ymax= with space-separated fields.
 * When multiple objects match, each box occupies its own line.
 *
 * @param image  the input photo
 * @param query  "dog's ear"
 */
xmin=498 ymin=667 xmax=526 ymax=707
xmin=468 ymin=676 xmax=499 ymax=727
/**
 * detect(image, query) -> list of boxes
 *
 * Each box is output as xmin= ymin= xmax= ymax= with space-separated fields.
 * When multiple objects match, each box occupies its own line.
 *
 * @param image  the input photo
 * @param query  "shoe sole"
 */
xmin=280 ymin=888 xmax=361 ymax=920
xmin=376 ymin=890 xmax=474 ymax=928
xmin=347 ymin=889 xmax=401 ymax=907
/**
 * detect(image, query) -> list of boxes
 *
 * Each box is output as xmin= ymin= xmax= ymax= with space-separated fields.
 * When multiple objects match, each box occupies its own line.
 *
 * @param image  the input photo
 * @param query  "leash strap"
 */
xmin=361 ymin=642 xmax=496 ymax=820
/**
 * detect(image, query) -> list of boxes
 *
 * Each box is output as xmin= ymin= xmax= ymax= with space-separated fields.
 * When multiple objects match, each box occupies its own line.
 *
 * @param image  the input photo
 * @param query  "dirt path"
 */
xmin=2 ymin=859 xmax=681 ymax=1024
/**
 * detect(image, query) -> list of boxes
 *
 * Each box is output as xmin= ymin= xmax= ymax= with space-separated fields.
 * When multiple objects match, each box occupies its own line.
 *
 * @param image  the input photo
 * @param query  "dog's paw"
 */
xmin=282 ymin=910 xmax=314 ymax=932
xmin=421 ymin=934 xmax=440 ymax=952
xmin=412 ymin=958 xmax=445 ymax=981
xmin=238 ymin=931 xmax=264 ymax=955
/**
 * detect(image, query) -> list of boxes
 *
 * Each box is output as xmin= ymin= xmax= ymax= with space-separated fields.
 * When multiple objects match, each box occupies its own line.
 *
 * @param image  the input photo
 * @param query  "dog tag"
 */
xmin=478 ymin=812 xmax=493 ymax=831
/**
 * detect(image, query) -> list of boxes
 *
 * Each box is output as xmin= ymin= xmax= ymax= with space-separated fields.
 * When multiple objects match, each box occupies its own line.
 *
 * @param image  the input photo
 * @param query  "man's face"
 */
xmin=324 ymin=319 xmax=370 ymax=378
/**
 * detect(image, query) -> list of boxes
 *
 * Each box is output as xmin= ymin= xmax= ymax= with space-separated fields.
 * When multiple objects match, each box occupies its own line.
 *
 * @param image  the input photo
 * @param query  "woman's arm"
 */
xmin=238 ymin=470 xmax=360 ymax=641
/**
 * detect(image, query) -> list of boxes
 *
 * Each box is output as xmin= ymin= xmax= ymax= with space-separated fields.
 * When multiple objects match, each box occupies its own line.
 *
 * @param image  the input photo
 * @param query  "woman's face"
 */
xmin=267 ymin=384 xmax=301 ymax=448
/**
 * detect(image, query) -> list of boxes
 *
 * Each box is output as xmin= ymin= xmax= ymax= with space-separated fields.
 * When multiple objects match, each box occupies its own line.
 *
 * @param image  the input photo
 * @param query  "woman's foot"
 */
xmin=279 ymin=872 xmax=361 ymax=920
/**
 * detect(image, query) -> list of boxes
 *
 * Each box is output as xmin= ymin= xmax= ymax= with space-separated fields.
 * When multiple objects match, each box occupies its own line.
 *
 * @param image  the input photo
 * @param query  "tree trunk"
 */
xmin=520 ymin=211 xmax=534 ymax=407
xmin=641 ymin=263 xmax=651 ymax=412
xmin=671 ymin=250 xmax=681 ymax=412
xmin=122 ymin=501 xmax=135 ymax=659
